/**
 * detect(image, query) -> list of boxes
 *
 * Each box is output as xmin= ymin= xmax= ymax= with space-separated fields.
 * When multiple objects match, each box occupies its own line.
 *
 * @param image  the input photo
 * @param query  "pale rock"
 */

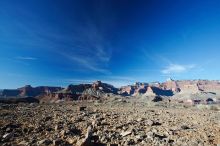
xmin=120 ymin=131 xmax=132 ymax=137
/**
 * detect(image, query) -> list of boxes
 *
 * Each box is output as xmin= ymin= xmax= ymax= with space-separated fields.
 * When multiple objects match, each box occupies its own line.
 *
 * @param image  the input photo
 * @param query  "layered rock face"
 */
xmin=1 ymin=80 xmax=220 ymax=103
xmin=63 ymin=84 xmax=91 ymax=94
xmin=118 ymin=80 xmax=220 ymax=102
xmin=0 ymin=85 xmax=62 ymax=98
xmin=197 ymin=80 xmax=220 ymax=92
xmin=18 ymin=85 xmax=63 ymax=97
xmin=38 ymin=81 xmax=118 ymax=103
xmin=162 ymin=80 xmax=220 ymax=94
xmin=119 ymin=83 xmax=173 ymax=97
xmin=92 ymin=81 xmax=118 ymax=94
xmin=119 ymin=86 xmax=135 ymax=96
xmin=161 ymin=80 xmax=180 ymax=92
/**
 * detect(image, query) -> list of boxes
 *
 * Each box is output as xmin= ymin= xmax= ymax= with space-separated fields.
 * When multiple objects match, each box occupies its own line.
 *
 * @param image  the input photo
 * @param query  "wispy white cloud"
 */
xmin=63 ymin=53 xmax=110 ymax=74
xmin=1 ymin=6 xmax=112 ymax=75
xmin=16 ymin=56 xmax=38 ymax=60
xmin=162 ymin=64 xmax=196 ymax=74
xmin=58 ymin=22 xmax=112 ymax=74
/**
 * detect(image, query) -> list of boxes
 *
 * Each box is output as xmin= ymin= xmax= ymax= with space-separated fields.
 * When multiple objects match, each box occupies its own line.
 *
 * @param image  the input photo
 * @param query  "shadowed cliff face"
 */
xmin=0 ymin=97 xmax=39 ymax=104
xmin=0 ymin=90 xmax=20 ymax=97
xmin=151 ymin=87 xmax=174 ymax=96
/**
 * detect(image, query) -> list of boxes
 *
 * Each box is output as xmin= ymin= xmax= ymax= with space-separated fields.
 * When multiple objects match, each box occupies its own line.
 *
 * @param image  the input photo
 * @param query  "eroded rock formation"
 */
xmin=1 ymin=80 xmax=220 ymax=103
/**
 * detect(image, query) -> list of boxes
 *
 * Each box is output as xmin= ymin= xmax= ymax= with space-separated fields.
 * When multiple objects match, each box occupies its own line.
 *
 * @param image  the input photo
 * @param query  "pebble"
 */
xmin=0 ymin=101 xmax=219 ymax=146
xmin=2 ymin=133 xmax=13 ymax=141
xmin=120 ymin=131 xmax=132 ymax=137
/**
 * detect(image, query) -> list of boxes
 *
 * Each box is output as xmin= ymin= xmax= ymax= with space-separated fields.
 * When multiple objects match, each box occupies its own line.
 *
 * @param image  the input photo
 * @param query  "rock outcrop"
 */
xmin=37 ymin=81 xmax=118 ymax=103
xmin=0 ymin=85 xmax=62 ymax=98
xmin=1 ymin=80 xmax=220 ymax=103
xmin=18 ymin=85 xmax=63 ymax=97
xmin=119 ymin=80 xmax=220 ymax=98
xmin=163 ymin=80 xmax=220 ymax=95
xmin=119 ymin=84 xmax=173 ymax=97
xmin=119 ymin=86 xmax=135 ymax=96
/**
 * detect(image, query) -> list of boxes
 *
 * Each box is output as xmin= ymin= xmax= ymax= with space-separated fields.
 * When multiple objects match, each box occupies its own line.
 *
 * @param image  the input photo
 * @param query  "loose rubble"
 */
xmin=0 ymin=100 xmax=220 ymax=146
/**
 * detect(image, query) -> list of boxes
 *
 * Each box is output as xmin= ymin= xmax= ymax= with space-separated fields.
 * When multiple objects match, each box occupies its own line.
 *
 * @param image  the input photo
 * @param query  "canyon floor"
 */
xmin=0 ymin=98 xmax=220 ymax=146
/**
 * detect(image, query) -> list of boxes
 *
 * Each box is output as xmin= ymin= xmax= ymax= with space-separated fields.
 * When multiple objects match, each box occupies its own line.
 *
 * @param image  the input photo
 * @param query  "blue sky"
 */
xmin=0 ymin=0 xmax=220 ymax=88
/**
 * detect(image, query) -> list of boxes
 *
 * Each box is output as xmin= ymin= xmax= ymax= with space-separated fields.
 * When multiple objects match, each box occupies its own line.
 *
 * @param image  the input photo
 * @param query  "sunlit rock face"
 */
xmin=1 ymin=80 xmax=220 ymax=103
xmin=36 ymin=81 xmax=119 ymax=103
xmin=118 ymin=79 xmax=220 ymax=99
xmin=0 ymin=85 xmax=62 ymax=98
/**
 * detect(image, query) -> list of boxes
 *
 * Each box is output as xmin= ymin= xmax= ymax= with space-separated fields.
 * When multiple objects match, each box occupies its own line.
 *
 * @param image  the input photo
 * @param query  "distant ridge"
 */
xmin=0 ymin=80 xmax=220 ymax=103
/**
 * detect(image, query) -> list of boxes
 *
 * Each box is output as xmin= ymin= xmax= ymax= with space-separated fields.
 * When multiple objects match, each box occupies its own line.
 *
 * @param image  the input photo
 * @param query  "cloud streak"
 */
xmin=0 ymin=5 xmax=112 ymax=73
xmin=16 ymin=56 xmax=38 ymax=60
xmin=58 ymin=19 xmax=113 ymax=74
xmin=162 ymin=64 xmax=196 ymax=74
xmin=65 ymin=54 xmax=110 ymax=74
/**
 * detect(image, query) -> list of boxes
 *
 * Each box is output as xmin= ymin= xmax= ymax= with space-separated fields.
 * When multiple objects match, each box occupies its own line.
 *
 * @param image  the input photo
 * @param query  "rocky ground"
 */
xmin=0 ymin=99 xmax=220 ymax=146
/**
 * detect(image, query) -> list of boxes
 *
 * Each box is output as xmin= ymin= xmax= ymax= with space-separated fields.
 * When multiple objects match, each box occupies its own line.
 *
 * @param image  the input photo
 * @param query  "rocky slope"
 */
xmin=0 ymin=101 xmax=219 ymax=146
xmin=0 ymin=97 xmax=39 ymax=104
